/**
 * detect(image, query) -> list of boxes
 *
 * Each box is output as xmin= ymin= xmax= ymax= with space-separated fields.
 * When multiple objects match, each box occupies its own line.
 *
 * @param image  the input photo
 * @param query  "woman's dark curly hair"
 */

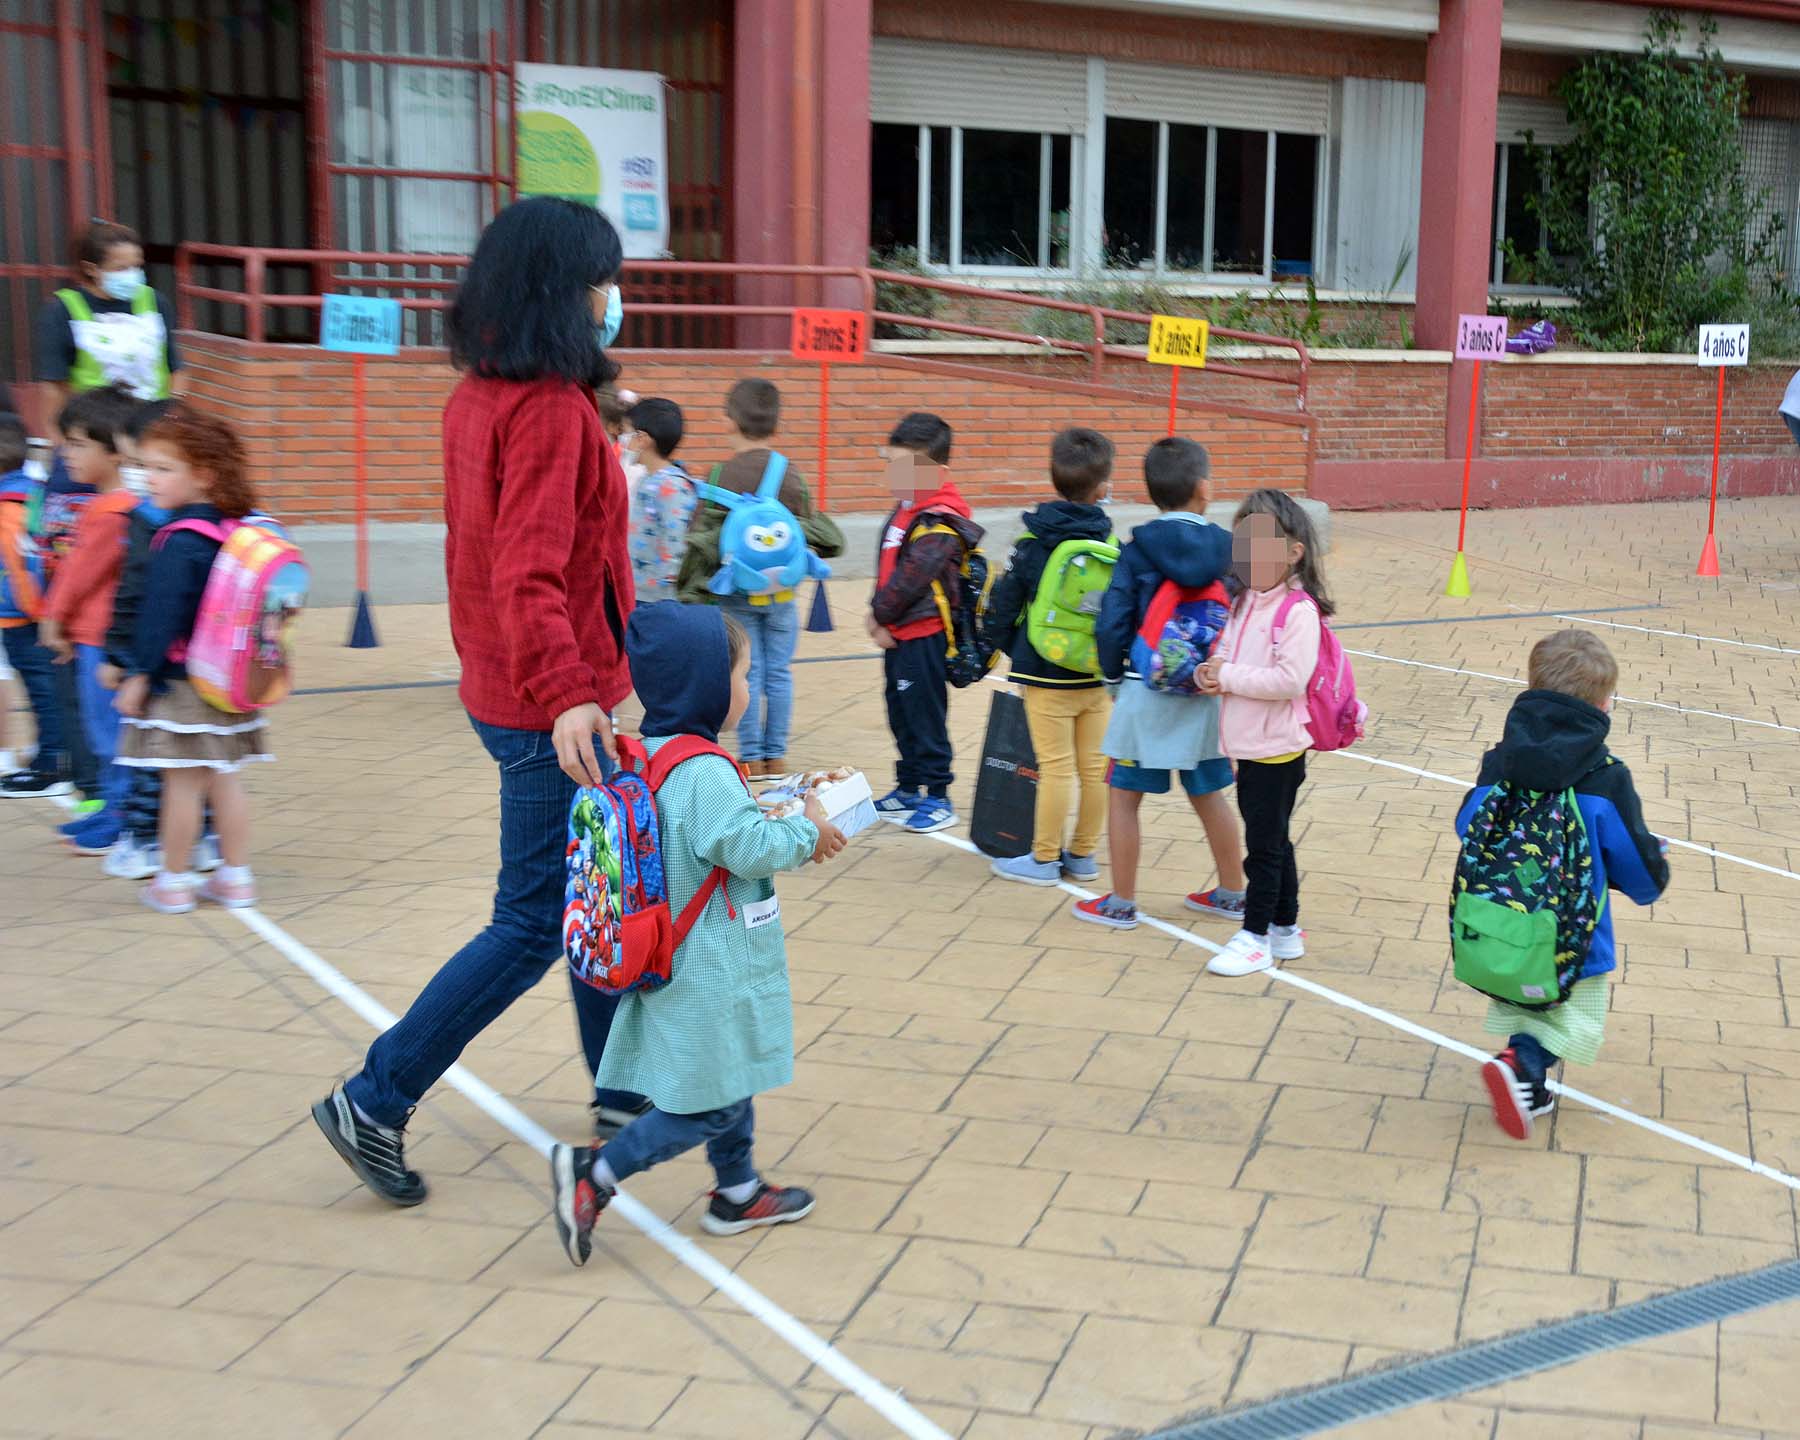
xmin=144 ymin=404 xmax=256 ymax=518
xmin=448 ymin=197 xmax=624 ymax=387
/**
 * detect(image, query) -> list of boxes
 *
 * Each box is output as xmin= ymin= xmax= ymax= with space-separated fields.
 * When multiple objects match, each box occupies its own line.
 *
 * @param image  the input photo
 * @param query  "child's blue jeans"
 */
xmin=1509 ymin=1032 xmax=1558 ymax=1086
xmin=719 ymin=596 xmax=797 ymax=762
xmin=75 ymin=645 xmax=131 ymax=814
xmin=601 ymin=1097 xmax=756 ymax=1189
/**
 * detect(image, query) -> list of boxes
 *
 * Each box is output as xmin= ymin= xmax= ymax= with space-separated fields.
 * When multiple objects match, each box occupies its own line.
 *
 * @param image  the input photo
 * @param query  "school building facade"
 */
xmin=6 ymin=0 xmax=1800 ymax=522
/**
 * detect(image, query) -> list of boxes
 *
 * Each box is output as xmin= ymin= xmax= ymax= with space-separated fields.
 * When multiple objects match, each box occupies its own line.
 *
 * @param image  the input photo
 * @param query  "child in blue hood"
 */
xmin=1073 ymin=438 xmax=1248 ymax=932
xmin=549 ymin=601 xmax=848 ymax=1266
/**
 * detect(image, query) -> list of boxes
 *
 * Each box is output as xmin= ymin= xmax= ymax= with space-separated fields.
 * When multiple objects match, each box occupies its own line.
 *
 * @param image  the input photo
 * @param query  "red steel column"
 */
xmin=819 ymin=0 xmax=872 ymax=312
xmin=733 ymin=0 xmax=794 ymax=348
xmin=1414 ymin=0 xmax=1500 ymax=459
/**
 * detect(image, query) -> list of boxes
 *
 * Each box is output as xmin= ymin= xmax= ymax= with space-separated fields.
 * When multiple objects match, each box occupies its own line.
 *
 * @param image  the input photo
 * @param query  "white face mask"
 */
xmin=100 ymin=267 xmax=145 ymax=301
xmin=120 ymin=463 xmax=150 ymax=497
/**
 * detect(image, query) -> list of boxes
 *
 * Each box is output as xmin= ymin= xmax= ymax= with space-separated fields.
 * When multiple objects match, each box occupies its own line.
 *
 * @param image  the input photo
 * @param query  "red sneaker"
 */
xmin=700 ymin=1181 xmax=815 ymax=1236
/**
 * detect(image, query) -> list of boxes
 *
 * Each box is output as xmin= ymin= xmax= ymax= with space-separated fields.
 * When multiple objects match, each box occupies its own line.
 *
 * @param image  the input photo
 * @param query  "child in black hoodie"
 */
xmin=983 ymin=427 xmax=1116 ymax=885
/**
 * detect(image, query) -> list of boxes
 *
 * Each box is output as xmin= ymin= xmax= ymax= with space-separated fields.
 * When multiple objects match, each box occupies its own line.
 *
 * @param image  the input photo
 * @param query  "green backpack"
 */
xmin=1022 ymin=536 xmax=1119 ymax=676
xmin=1449 ymin=781 xmax=1605 ymax=1009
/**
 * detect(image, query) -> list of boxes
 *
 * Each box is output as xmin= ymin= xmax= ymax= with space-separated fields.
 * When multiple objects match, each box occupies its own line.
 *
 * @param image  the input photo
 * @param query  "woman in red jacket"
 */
xmin=312 ymin=198 xmax=642 ymax=1204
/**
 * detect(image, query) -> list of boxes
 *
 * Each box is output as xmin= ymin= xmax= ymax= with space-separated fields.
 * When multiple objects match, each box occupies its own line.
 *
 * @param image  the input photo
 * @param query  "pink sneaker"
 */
xmin=141 ymin=877 xmax=198 ymax=914
xmin=199 ymin=873 xmax=257 ymax=910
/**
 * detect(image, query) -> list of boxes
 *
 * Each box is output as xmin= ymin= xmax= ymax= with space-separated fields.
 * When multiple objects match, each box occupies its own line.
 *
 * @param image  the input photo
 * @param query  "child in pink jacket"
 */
xmin=1199 ymin=489 xmax=1333 ymax=977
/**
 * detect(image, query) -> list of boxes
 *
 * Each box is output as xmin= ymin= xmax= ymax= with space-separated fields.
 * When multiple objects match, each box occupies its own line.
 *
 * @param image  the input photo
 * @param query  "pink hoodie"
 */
xmin=1216 ymin=578 xmax=1321 ymax=760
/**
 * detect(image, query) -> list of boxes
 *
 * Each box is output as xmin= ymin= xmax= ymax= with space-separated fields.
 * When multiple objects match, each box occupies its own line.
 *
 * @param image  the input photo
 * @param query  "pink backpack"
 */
xmin=154 ymin=516 xmax=309 ymax=713
xmin=1273 ymin=590 xmax=1365 ymax=752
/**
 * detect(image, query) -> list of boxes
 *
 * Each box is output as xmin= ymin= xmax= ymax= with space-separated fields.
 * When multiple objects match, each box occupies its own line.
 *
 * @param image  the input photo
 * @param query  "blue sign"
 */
xmin=320 ymin=294 xmax=402 ymax=356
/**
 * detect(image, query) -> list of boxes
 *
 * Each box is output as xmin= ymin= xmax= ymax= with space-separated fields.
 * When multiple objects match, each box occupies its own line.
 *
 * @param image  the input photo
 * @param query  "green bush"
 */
xmin=868 ymin=247 xmax=940 ymax=339
xmin=1514 ymin=11 xmax=1786 ymax=352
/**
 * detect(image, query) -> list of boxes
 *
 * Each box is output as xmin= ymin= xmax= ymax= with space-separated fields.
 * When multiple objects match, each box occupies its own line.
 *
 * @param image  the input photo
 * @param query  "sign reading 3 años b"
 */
xmin=1146 ymin=314 xmax=1210 ymax=369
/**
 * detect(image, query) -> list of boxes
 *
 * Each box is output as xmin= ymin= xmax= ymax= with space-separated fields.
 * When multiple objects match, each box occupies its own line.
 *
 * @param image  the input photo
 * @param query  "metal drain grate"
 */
xmin=1146 ymin=1259 xmax=1800 ymax=1440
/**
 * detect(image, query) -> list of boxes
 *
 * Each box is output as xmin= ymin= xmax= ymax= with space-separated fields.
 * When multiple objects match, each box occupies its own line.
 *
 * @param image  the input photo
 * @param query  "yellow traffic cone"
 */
xmin=1444 ymin=551 xmax=1471 ymax=598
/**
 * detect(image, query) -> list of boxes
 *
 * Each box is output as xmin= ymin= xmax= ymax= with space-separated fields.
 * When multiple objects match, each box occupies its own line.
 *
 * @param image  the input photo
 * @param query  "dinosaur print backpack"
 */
xmin=1449 ymin=781 xmax=1604 ymax=1009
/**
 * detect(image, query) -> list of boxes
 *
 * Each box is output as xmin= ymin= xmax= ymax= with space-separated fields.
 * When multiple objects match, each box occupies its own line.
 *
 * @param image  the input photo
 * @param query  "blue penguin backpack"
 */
xmin=699 ymin=452 xmax=831 ymax=601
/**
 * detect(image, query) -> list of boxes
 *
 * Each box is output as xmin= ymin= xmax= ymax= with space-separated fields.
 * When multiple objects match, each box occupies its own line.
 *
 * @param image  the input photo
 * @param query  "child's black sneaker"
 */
xmin=550 ymin=1143 xmax=613 ymax=1267
xmin=700 ymin=1181 xmax=815 ymax=1236
xmin=1480 ymin=1048 xmax=1552 ymax=1141
xmin=311 ymin=1085 xmax=427 ymax=1205
xmin=591 ymin=1097 xmax=653 ymax=1142
xmin=2 ymin=768 xmax=73 ymax=799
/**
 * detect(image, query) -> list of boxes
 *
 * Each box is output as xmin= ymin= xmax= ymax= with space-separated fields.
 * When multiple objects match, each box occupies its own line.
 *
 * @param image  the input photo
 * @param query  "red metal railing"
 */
xmin=173 ymin=244 xmax=1317 ymax=486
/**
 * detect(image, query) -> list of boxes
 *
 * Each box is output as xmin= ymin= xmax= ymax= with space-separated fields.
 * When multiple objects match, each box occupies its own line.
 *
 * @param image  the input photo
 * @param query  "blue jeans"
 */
xmin=720 ymin=596 xmax=797 ymax=762
xmin=75 ymin=645 xmax=130 ymax=813
xmin=345 ymin=715 xmax=646 ymax=1128
xmin=601 ymin=1098 xmax=756 ymax=1189
xmin=3 ymin=624 xmax=65 ymax=770
xmin=1509 ymin=1032 xmax=1558 ymax=1085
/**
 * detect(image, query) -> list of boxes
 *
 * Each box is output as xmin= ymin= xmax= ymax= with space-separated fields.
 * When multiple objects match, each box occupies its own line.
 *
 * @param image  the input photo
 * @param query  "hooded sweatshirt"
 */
xmin=596 ymin=600 xmax=821 ymax=1113
xmin=1455 ymin=689 xmax=1669 ymax=980
xmin=871 ymin=474 xmax=984 ymax=641
xmin=44 ymin=489 xmax=139 ymax=648
xmin=982 ymin=499 xmax=1113 ymax=688
xmin=1094 ymin=511 xmax=1232 ymax=682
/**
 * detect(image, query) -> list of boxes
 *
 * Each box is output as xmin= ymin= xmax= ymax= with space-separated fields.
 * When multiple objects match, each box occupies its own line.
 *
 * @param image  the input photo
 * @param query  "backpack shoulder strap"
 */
xmin=1270 ymin=587 xmax=1311 ymax=641
xmin=643 ymin=735 xmax=747 ymax=793
xmin=756 ymin=452 xmax=789 ymax=501
xmin=151 ymin=517 xmax=232 ymax=551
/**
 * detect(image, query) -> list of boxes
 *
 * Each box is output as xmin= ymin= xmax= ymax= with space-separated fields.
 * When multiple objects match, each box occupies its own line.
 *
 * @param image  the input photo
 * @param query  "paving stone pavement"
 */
xmin=4 ymin=494 xmax=1800 ymax=1439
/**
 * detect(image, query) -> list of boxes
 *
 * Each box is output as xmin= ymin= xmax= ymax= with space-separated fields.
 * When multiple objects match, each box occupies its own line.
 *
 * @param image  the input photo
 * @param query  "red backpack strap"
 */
xmin=1137 ymin=579 xmax=1180 ymax=639
xmin=643 ymin=734 xmax=748 ymax=794
xmin=642 ymin=735 xmax=750 ymax=947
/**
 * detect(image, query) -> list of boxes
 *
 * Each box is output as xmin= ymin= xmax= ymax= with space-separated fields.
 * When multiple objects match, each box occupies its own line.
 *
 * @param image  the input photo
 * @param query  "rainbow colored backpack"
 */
xmin=154 ymin=516 xmax=308 ymax=713
xmin=564 ymin=735 xmax=749 ymax=997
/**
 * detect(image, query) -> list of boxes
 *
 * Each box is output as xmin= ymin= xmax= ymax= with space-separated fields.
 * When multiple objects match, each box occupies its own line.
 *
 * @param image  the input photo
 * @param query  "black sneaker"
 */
xmin=591 ymin=1097 xmax=653 ymax=1143
xmin=549 ymin=1143 xmax=613 ymax=1267
xmin=311 ymin=1085 xmax=427 ymax=1206
xmin=1 ymin=768 xmax=73 ymax=799
xmin=700 ymin=1181 xmax=816 ymax=1236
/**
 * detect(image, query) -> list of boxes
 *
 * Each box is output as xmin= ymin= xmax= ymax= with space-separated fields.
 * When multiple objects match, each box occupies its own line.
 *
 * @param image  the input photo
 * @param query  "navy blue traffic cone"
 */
xmin=347 ymin=589 xmax=380 ymax=648
xmin=805 ymin=579 xmax=833 ymax=633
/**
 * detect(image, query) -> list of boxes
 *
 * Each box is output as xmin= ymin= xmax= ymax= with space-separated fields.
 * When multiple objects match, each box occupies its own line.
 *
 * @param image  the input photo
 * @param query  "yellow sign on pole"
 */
xmin=1145 ymin=314 xmax=1210 ymax=369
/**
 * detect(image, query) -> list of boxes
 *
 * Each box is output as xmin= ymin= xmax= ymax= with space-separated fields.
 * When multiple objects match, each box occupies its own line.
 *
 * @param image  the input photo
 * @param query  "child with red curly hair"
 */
xmin=114 ymin=407 xmax=270 ymax=913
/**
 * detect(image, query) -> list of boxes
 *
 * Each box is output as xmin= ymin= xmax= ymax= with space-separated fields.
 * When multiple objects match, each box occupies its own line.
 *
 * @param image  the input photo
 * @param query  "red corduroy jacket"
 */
xmin=443 ymin=374 xmax=635 ymax=730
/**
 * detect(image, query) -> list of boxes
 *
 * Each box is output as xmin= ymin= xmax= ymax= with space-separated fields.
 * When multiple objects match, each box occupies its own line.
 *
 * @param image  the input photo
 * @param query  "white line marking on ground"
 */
xmin=1345 ymin=647 xmax=1800 ymax=735
xmin=929 ymin=832 xmax=1800 ymax=1191
xmin=228 ymin=906 xmax=952 ymax=1440
xmin=1554 ymin=614 xmax=1800 ymax=657
xmin=1336 ymin=749 xmax=1800 ymax=884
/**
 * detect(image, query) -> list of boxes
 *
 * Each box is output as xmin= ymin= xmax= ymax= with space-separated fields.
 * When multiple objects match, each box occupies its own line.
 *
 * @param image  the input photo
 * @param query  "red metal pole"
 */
xmin=83 ymin=0 xmax=114 ymax=218
xmin=1706 ymin=362 xmax=1724 ymax=539
xmin=1455 ymin=358 xmax=1480 ymax=553
xmin=55 ymin=0 xmax=91 ymax=228
xmin=355 ymin=353 xmax=369 ymax=593
xmin=817 ymin=359 xmax=830 ymax=510
xmin=1167 ymin=367 xmax=1180 ymax=437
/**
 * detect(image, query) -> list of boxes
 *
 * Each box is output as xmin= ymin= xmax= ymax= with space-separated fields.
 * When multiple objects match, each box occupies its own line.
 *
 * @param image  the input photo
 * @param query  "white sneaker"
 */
xmin=192 ymin=834 xmax=222 ymax=873
xmin=104 ymin=837 xmax=162 ymax=881
xmin=1270 ymin=925 xmax=1306 ymax=961
xmin=1207 ymin=929 xmax=1274 ymax=977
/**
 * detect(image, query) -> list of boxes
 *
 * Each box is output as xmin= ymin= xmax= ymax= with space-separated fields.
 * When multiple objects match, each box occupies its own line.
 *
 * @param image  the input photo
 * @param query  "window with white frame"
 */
xmin=871 ymin=122 xmax=1074 ymax=270
xmin=1102 ymin=121 xmax=1320 ymax=278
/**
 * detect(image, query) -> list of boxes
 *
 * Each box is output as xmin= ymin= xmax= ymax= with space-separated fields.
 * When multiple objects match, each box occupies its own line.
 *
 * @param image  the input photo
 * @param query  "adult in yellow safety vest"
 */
xmin=34 ymin=220 xmax=180 ymax=421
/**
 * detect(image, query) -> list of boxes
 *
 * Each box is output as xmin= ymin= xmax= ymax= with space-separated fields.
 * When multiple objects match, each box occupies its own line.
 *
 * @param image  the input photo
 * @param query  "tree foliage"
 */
xmin=1518 ymin=11 xmax=1782 ymax=352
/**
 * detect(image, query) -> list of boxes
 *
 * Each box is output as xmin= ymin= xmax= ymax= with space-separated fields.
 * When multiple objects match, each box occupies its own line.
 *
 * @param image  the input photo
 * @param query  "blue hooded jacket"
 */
xmin=1456 ymin=690 xmax=1670 ymax=979
xmin=627 ymin=599 xmax=732 ymax=743
xmin=1095 ymin=512 xmax=1233 ymax=682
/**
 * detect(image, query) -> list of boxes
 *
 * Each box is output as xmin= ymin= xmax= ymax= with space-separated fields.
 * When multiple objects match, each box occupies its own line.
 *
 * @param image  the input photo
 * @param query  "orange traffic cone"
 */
xmin=1696 ymin=532 xmax=1720 ymax=578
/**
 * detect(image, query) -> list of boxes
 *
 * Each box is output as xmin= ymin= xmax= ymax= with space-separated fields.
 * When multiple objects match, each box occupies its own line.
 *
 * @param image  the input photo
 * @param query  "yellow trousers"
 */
xmin=1021 ymin=684 xmax=1111 ymax=863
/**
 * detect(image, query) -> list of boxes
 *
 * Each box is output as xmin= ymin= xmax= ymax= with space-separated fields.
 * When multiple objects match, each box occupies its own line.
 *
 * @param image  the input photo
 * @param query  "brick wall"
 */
xmin=180 ymin=333 xmax=1800 ymax=521
xmin=179 ymin=336 xmax=1310 ymax=521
